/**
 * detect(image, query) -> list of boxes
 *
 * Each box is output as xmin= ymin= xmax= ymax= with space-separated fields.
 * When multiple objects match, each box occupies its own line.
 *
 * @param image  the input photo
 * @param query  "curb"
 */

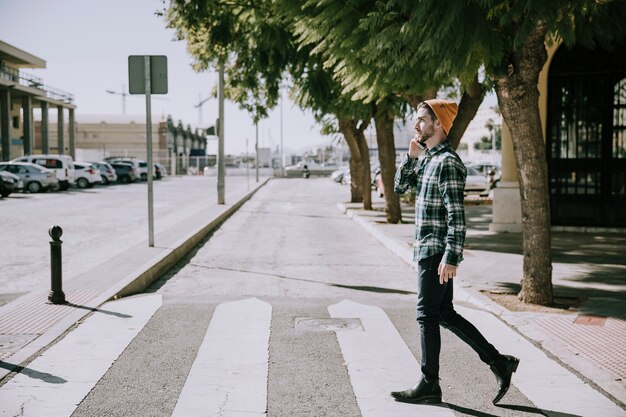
xmin=0 ymin=178 xmax=270 ymax=383
xmin=114 ymin=177 xmax=271 ymax=298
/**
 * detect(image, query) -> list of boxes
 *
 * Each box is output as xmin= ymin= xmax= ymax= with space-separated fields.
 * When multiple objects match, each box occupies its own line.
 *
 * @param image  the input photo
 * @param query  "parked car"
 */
xmin=153 ymin=163 xmax=165 ymax=180
xmin=330 ymin=167 xmax=348 ymax=183
xmin=73 ymin=162 xmax=102 ymax=188
xmin=108 ymin=158 xmax=145 ymax=180
xmin=11 ymin=154 xmax=75 ymax=190
xmin=138 ymin=160 xmax=148 ymax=180
xmin=341 ymin=170 xmax=351 ymax=186
xmin=110 ymin=162 xmax=138 ymax=183
xmin=0 ymin=161 xmax=58 ymax=193
xmin=469 ymin=162 xmax=501 ymax=189
xmin=155 ymin=162 xmax=167 ymax=178
xmin=0 ymin=170 xmax=21 ymax=197
xmin=465 ymin=165 xmax=491 ymax=197
xmin=90 ymin=161 xmax=118 ymax=184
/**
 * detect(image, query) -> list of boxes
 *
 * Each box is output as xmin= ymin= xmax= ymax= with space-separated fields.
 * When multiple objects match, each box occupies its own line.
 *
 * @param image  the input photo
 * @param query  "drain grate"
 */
xmin=295 ymin=317 xmax=363 ymax=332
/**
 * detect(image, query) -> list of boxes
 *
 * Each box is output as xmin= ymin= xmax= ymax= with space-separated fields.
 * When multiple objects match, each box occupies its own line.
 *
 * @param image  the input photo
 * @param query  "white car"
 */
xmin=12 ymin=154 xmax=75 ymax=191
xmin=465 ymin=165 xmax=490 ymax=197
xmin=73 ymin=162 xmax=102 ymax=188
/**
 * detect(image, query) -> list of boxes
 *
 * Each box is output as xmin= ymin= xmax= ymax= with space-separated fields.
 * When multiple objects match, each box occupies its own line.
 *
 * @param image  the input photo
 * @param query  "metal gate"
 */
xmin=547 ymin=43 xmax=626 ymax=227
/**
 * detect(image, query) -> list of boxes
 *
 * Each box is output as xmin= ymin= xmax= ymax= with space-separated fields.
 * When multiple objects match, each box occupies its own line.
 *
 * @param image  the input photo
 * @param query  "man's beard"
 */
xmin=417 ymin=128 xmax=434 ymax=149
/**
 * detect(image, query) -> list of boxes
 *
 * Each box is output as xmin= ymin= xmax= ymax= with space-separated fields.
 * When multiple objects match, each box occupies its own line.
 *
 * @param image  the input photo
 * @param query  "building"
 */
xmin=37 ymin=115 xmax=207 ymax=175
xmin=0 ymin=40 xmax=76 ymax=160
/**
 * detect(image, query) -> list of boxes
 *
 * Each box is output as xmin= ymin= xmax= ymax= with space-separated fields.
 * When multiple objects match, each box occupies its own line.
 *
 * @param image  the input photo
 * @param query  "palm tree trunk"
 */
xmin=338 ymin=117 xmax=364 ymax=203
xmin=373 ymin=104 xmax=401 ymax=223
xmin=494 ymin=22 xmax=553 ymax=306
xmin=448 ymin=74 xmax=486 ymax=151
xmin=356 ymin=119 xmax=372 ymax=210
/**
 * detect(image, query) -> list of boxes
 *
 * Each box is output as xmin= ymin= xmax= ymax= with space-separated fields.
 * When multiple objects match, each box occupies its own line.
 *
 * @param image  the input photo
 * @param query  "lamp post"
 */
xmin=217 ymin=63 xmax=225 ymax=204
xmin=280 ymin=85 xmax=284 ymax=177
xmin=255 ymin=118 xmax=259 ymax=183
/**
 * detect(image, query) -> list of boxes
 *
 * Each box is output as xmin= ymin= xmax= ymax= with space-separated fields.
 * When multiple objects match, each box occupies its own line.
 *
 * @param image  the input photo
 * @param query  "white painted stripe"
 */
xmin=171 ymin=297 xmax=272 ymax=417
xmin=0 ymin=294 xmax=162 ymax=417
xmin=329 ymin=300 xmax=455 ymax=417
xmin=457 ymin=305 xmax=625 ymax=417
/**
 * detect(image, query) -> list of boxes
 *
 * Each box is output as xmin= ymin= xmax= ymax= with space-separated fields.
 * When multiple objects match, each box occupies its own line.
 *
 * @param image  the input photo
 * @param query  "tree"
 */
xmin=371 ymin=0 xmax=626 ymax=305
xmin=291 ymin=66 xmax=374 ymax=208
xmin=475 ymin=119 xmax=501 ymax=150
xmin=165 ymin=0 xmax=374 ymax=208
xmin=288 ymin=0 xmax=626 ymax=305
xmin=286 ymin=1 xmax=493 ymax=223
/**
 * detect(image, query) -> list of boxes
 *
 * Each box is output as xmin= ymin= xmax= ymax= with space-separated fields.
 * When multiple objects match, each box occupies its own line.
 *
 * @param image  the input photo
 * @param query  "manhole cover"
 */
xmin=295 ymin=317 xmax=363 ymax=332
xmin=0 ymin=334 xmax=37 ymax=360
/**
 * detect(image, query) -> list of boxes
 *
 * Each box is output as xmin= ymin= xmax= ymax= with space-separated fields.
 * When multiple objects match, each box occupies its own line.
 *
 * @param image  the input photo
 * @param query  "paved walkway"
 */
xmin=340 ymin=195 xmax=626 ymax=407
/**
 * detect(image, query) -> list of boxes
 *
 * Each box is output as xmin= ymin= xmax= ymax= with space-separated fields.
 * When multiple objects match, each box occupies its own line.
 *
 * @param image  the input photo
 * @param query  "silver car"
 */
xmin=90 ymin=161 xmax=118 ymax=185
xmin=0 ymin=161 xmax=58 ymax=193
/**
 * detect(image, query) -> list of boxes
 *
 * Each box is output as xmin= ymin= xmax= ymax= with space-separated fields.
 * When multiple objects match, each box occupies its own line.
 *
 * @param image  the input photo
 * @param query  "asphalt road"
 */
xmin=69 ymin=179 xmax=538 ymax=417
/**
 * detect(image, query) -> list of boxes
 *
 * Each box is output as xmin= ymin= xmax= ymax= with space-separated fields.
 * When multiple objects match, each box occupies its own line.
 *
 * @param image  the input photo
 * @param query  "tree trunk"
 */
xmin=400 ymin=88 xmax=437 ymax=110
xmin=338 ymin=117 xmax=363 ymax=203
xmin=356 ymin=119 xmax=372 ymax=210
xmin=494 ymin=22 xmax=553 ymax=306
xmin=448 ymin=74 xmax=486 ymax=151
xmin=373 ymin=104 xmax=401 ymax=223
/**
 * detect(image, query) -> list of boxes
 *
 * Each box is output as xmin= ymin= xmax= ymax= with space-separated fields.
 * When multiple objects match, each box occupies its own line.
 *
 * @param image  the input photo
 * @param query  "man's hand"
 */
xmin=408 ymin=137 xmax=423 ymax=160
xmin=438 ymin=263 xmax=457 ymax=285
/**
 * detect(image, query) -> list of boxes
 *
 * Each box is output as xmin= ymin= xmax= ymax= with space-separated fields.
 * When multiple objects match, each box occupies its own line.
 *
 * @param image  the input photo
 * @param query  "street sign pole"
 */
xmin=129 ymin=55 xmax=166 ymax=248
xmin=144 ymin=56 xmax=154 ymax=247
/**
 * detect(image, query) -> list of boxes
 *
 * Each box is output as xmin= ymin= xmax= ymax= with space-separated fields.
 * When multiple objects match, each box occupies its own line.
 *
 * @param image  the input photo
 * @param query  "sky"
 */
xmin=0 ymin=0 xmax=327 ymax=154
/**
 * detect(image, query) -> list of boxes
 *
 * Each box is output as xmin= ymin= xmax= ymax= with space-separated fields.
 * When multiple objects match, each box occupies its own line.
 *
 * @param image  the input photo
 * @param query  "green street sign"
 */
xmin=128 ymin=55 xmax=168 ymax=94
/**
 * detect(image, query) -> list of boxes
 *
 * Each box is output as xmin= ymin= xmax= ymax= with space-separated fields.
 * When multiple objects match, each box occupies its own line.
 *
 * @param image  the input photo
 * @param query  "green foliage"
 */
xmin=166 ymin=0 xmax=295 ymax=121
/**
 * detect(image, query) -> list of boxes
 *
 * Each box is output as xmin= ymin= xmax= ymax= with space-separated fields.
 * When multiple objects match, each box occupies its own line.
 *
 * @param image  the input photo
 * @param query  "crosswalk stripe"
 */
xmin=171 ymin=297 xmax=272 ymax=417
xmin=0 ymin=294 xmax=162 ymax=417
xmin=457 ymin=305 xmax=626 ymax=417
xmin=328 ymin=300 xmax=456 ymax=417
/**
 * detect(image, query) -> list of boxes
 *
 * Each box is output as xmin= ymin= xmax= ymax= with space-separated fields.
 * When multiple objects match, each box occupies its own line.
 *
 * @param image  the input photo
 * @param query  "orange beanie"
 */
xmin=424 ymin=99 xmax=458 ymax=135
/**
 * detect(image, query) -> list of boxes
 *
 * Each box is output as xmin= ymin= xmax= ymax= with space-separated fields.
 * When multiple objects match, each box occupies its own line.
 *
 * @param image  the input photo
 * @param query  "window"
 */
xmin=35 ymin=159 xmax=62 ymax=169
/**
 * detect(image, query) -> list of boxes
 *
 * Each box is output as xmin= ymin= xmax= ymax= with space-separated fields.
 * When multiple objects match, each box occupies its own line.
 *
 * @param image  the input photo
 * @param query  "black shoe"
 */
xmin=490 ymin=354 xmax=520 ymax=404
xmin=390 ymin=377 xmax=442 ymax=404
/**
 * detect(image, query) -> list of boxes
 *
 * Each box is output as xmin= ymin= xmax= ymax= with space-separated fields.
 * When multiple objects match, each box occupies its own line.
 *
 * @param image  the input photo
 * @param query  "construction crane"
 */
xmin=194 ymin=94 xmax=211 ymax=125
xmin=106 ymin=84 xmax=127 ymax=114
xmin=107 ymin=84 xmax=169 ymax=115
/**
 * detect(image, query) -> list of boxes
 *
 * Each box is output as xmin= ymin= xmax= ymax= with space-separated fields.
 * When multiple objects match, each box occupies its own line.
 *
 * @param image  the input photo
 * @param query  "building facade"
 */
xmin=0 ymin=40 xmax=76 ymax=160
xmin=37 ymin=115 xmax=207 ymax=174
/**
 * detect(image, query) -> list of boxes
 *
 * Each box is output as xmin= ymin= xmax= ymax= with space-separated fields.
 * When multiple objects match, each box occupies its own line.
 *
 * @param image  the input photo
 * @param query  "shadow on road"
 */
xmin=0 ymin=361 xmax=67 ymax=384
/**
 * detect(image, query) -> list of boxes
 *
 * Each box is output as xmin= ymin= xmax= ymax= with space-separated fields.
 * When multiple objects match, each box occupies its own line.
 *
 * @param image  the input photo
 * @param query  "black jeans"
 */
xmin=416 ymin=252 xmax=500 ymax=381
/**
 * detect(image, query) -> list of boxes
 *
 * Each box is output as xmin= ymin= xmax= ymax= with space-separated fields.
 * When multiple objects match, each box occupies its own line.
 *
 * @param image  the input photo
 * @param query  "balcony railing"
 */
xmin=0 ymin=66 xmax=74 ymax=104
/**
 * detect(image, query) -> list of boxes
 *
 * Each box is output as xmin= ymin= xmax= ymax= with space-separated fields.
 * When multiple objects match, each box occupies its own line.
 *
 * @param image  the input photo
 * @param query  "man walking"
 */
xmin=391 ymin=99 xmax=519 ymax=405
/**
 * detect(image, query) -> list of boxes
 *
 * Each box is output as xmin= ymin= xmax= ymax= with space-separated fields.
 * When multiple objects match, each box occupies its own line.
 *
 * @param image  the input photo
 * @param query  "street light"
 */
xmin=280 ymin=85 xmax=284 ymax=177
xmin=217 ymin=63 xmax=225 ymax=204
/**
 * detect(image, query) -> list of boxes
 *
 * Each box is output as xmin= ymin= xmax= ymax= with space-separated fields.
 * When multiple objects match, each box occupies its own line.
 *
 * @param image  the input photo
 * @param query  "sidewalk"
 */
xmin=0 ymin=177 xmax=270 ymax=382
xmin=339 ymin=196 xmax=626 ymax=407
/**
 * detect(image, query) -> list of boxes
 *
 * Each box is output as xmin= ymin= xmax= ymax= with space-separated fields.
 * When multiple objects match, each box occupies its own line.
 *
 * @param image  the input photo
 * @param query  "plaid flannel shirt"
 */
xmin=394 ymin=141 xmax=467 ymax=266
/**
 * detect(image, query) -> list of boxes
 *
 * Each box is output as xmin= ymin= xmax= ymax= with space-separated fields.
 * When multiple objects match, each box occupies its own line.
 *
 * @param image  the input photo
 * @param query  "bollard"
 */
xmin=48 ymin=225 xmax=66 ymax=304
